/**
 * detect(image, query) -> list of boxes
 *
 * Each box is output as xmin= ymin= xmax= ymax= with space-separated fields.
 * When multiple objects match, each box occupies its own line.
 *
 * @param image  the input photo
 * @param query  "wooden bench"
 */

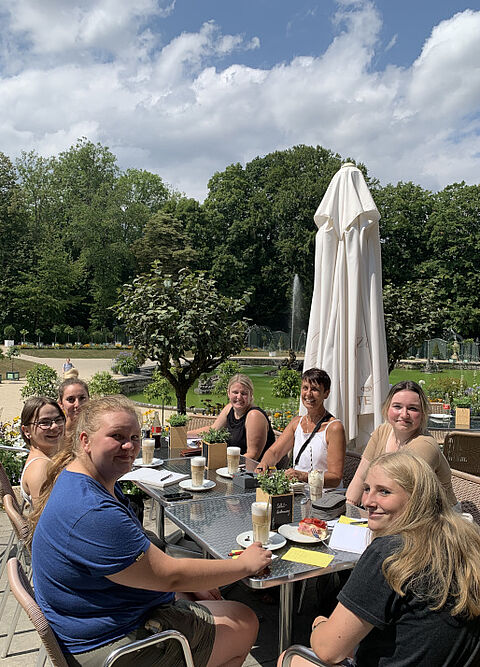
xmin=186 ymin=415 xmax=217 ymax=431
xmin=341 ymin=450 xmax=480 ymax=526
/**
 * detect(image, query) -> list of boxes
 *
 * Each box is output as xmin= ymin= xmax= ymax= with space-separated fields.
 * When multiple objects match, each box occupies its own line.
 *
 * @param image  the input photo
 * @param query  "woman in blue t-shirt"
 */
xmin=281 ymin=451 xmax=480 ymax=666
xmin=30 ymin=395 xmax=271 ymax=667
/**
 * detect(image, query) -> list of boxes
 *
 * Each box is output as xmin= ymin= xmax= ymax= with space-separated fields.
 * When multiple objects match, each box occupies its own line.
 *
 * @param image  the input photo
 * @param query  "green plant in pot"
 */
xmin=201 ymin=427 xmax=230 ymax=469
xmin=167 ymin=413 xmax=189 ymax=454
xmin=119 ymin=481 xmax=148 ymax=524
xmin=256 ymin=469 xmax=294 ymax=529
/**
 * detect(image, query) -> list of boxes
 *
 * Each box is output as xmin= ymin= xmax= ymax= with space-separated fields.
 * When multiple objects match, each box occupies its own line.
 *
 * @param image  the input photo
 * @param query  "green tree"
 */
xmin=144 ymin=370 xmax=173 ymax=425
xmin=20 ymin=329 xmax=28 ymax=344
xmin=64 ymin=325 xmax=74 ymax=343
xmin=5 ymin=345 xmax=19 ymax=371
xmin=271 ymin=367 xmax=302 ymax=398
xmin=116 ymin=267 xmax=250 ymax=413
xmin=383 ymin=280 xmax=444 ymax=373
xmin=35 ymin=329 xmax=44 ymax=345
xmin=4 ymin=325 xmax=15 ymax=341
xmin=51 ymin=325 xmax=62 ymax=344
xmin=213 ymin=360 xmax=242 ymax=394
xmin=21 ymin=364 xmax=59 ymax=399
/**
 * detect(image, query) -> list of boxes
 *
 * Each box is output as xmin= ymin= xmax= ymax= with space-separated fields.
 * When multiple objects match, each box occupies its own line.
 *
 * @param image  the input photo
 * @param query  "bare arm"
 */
xmin=187 ymin=403 xmax=229 ymax=437
xmin=323 ymin=420 xmax=346 ymax=488
xmin=244 ymin=409 xmax=269 ymax=460
xmin=107 ymin=541 xmax=271 ymax=592
xmin=23 ymin=458 xmax=50 ymax=506
xmin=256 ymin=417 xmax=299 ymax=471
xmin=310 ymin=603 xmax=373 ymax=664
xmin=345 ymin=456 xmax=371 ymax=505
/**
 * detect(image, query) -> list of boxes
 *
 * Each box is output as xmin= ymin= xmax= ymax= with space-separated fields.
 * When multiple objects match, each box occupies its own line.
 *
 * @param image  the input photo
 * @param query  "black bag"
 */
xmin=312 ymin=492 xmax=346 ymax=520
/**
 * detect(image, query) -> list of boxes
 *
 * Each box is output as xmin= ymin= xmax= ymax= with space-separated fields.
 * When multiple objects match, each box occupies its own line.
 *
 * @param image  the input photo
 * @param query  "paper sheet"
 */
xmin=338 ymin=515 xmax=369 ymax=526
xmin=281 ymin=548 xmax=334 ymax=568
xmin=328 ymin=523 xmax=371 ymax=554
xmin=119 ymin=468 xmax=188 ymax=488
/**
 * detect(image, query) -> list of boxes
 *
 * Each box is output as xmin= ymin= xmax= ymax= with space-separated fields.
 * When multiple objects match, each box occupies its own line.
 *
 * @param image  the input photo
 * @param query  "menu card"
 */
xmin=328 ymin=521 xmax=372 ymax=555
xmin=119 ymin=469 xmax=188 ymax=488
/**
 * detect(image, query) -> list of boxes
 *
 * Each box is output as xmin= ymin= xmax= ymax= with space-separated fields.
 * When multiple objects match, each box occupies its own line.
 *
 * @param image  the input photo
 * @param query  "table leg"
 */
xmin=279 ymin=581 xmax=294 ymax=653
xmin=156 ymin=503 xmax=165 ymax=543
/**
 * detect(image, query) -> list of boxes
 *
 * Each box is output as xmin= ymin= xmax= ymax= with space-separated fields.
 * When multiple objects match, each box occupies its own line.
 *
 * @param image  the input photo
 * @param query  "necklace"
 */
xmin=304 ymin=408 xmax=326 ymax=433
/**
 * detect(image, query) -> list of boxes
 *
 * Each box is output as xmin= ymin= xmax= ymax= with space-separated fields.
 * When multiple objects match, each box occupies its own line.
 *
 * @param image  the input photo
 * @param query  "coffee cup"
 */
xmin=251 ymin=501 xmax=271 ymax=546
xmin=227 ymin=446 xmax=241 ymax=475
xmin=308 ymin=469 xmax=324 ymax=502
xmin=141 ymin=439 xmax=155 ymax=465
xmin=191 ymin=456 xmax=206 ymax=488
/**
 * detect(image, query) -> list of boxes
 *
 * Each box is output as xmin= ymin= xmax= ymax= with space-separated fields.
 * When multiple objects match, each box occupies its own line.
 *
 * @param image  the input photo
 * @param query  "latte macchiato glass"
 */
xmin=251 ymin=501 xmax=270 ymax=545
xmin=191 ymin=456 xmax=206 ymax=488
xmin=308 ymin=469 xmax=324 ymax=502
xmin=141 ymin=439 xmax=155 ymax=465
xmin=227 ymin=446 xmax=241 ymax=475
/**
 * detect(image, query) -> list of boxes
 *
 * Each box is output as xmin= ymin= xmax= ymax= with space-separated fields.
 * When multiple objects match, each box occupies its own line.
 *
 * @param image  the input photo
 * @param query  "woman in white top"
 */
xmin=20 ymin=397 xmax=66 ymax=506
xmin=256 ymin=369 xmax=346 ymax=486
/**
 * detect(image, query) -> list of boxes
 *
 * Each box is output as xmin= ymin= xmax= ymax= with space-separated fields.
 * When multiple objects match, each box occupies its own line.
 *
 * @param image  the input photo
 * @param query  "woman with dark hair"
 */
xmin=19 ymin=396 xmax=66 ymax=506
xmin=280 ymin=451 xmax=480 ymax=666
xmin=346 ymin=380 xmax=457 ymax=507
xmin=58 ymin=378 xmax=89 ymax=433
xmin=256 ymin=368 xmax=346 ymax=486
xmin=30 ymin=395 xmax=270 ymax=666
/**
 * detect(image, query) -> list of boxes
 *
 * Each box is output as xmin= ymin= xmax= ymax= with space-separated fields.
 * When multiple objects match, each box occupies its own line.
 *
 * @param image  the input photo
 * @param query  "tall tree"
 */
xmin=116 ymin=267 xmax=249 ymax=413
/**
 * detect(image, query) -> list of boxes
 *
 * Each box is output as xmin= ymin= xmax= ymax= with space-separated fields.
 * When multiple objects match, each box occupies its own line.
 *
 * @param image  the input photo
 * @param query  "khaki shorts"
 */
xmin=65 ymin=599 xmax=216 ymax=667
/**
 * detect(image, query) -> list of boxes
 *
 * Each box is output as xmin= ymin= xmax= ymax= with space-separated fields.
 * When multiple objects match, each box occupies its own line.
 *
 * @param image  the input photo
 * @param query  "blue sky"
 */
xmin=0 ymin=0 xmax=479 ymax=200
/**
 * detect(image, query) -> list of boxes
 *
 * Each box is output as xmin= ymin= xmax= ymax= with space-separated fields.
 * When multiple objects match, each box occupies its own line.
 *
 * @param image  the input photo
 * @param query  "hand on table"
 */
xmin=238 ymin=542 xmax=272 ymax=574
xmin=285 ymin=468 xmax=306 ymax=482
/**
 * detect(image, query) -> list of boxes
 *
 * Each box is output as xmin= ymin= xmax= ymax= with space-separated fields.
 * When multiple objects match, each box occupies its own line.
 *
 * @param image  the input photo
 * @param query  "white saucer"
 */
xmin=134 ymin=458 xmax=164 ymax=468
xmin=179 ymin=479 xmax=216 ymax=492
xmin=278 ymin=522 xmax=328 ymax=544
xmin=236 ymin=531 xmax=287 ymax=550
xmin=216 ymin=467 xmax=234 ymax=479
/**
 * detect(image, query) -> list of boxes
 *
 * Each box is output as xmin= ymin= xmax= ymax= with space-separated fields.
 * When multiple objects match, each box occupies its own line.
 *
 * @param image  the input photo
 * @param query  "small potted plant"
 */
xmin=256 ymin=469 xmax=294 ymax=530
xmin=201 ymin=427 xmax=230 ymax=469
xmin=119 ymin=481 xmax=148 ymax=524
xmin=167 ymin=413 xmax=189 ymax=455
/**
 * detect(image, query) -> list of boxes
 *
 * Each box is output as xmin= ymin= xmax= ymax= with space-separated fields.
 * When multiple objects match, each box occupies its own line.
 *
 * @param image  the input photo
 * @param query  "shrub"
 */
xmin=88 ymin=372 xmax=120 ymax=397
xmin=257 ymin=469 xmax=292 ymax=495
xmin=213 ymin=360 xmax=242 ymax=394
xmin=0 ymin=449 xmax=24 ymax=485
xmin=21 ymin=364 xmax=59 ymax=399
xmin=111 ymin=352 xmax=138 ymax=375
xmin=144 ymin=371 xmax=172 ymax=405
xmin=271 ymin=367 xmax=301 ymax=398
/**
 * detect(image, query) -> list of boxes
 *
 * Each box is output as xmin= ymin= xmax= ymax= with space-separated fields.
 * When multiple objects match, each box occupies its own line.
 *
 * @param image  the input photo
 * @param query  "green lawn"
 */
xmin=128 ymin=366 xmax=299 ymax=412
xmin=0 ymin=358 xmax=37 ymax=378
xmin=19 ymin=349 xmax=123 ymax=359
xmin=129 ymin=365 xmax=480 ymax=412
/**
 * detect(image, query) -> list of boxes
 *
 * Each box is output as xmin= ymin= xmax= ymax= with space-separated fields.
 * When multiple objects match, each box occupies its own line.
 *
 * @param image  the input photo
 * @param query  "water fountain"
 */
xmin=290 ymin=274 xmax=302 ymax=350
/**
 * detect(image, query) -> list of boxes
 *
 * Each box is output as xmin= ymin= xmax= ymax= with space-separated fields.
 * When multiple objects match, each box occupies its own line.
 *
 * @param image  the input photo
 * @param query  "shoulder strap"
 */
xmin=294 ymin=412 xmax=332 ymax=466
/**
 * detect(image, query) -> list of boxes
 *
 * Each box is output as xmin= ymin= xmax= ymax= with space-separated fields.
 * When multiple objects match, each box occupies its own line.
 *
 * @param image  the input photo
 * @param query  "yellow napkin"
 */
xmin=338 ymin=515 xmax=368 ymax=526
xmin=282 ymin=547 xmax=334 ymax=567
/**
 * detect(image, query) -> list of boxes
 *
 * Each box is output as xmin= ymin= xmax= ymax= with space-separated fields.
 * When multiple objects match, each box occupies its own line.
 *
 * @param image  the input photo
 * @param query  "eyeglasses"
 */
xmin=32 ymin=417 xmax=65 ymax=429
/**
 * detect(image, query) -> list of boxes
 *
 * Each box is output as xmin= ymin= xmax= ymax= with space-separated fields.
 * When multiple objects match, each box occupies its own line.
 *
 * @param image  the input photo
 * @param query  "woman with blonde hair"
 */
xmin=282 ymin=451 xmax=480 ymax=666
xmin=188 ymin=373 xmax=275 ymax=461
xmin=31 ymin=395 xmax=270 ymax=666
xmin=346 ymin=380 xmax=457 ymax=506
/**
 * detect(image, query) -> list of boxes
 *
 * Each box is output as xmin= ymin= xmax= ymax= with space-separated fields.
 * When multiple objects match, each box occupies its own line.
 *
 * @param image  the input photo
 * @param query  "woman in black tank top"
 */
xmin=187 ymin=373 xmax=275 ymax=461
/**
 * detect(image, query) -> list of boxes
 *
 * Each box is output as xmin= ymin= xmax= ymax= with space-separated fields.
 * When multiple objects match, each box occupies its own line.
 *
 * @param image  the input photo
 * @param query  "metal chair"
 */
xmin=280 ymin=644 xmax=330 ymax=666
xmin=7 ymin=557 xmax=195 ymax=667
xmin=1 ymin=494 xmax=31 ymax=658
xmin=443 ymin=431 xmax=480 ymax=477
xmin=0 ymin=461 xmax=24 ymax=581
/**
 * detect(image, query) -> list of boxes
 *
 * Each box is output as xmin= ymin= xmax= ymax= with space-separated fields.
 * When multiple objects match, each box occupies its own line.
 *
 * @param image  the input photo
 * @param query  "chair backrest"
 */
xmin=7 ymin=558 xmax=69 ymax=667
xmin=3 ymin=494 xmax=29 ymax=546
xmin=443 ymin=431 xmax=480 ymax=477
xmin=0 ymin=461 xmax=22 ymax=514
xmin=342 ymin=450 xmax=362 ymax=488
xmin=187 ymin=415 xmax=217 ymax=431
xmin=428 ymin=402 xmax=450 ymax=415
xmin=451 ymin=468 xmax=480 ymax=525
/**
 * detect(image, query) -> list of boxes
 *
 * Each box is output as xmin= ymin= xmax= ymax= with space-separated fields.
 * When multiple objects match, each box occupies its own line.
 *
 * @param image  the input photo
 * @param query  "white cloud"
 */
xmin=0 ymin=0 xmax=479 ymax=200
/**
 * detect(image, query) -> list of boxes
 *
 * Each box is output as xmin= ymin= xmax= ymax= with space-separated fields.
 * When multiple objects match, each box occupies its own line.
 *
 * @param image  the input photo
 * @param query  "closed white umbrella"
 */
xmin=302 ymin=163 xmax=389 ymax=447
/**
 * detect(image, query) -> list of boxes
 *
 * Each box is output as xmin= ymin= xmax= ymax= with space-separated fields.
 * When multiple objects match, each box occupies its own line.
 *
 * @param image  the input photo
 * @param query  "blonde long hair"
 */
xmin=368 ymin=451 xmax=480 ymax=619
xmin=27 ymin=395 xmax=140 ymax=547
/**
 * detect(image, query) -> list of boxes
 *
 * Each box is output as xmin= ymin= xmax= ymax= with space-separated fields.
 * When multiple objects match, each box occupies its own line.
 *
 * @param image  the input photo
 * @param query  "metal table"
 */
xmin=136 ymin=455 xmax=258 ymax=541
xmin=165 ymin=494 xmax=359 ymax=653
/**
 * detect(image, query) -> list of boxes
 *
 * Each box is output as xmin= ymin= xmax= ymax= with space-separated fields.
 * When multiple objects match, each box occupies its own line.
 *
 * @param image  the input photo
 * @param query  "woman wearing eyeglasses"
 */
xmin=20 ymin=397 xmax=66 ymax=506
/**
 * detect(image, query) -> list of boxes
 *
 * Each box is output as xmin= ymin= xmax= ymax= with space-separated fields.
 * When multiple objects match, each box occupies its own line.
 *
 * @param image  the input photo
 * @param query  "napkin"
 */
xmin=119 ymin=469 xmax=188 ymax=488
xmin=281 ymin=548 xmax=334 ymax=568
